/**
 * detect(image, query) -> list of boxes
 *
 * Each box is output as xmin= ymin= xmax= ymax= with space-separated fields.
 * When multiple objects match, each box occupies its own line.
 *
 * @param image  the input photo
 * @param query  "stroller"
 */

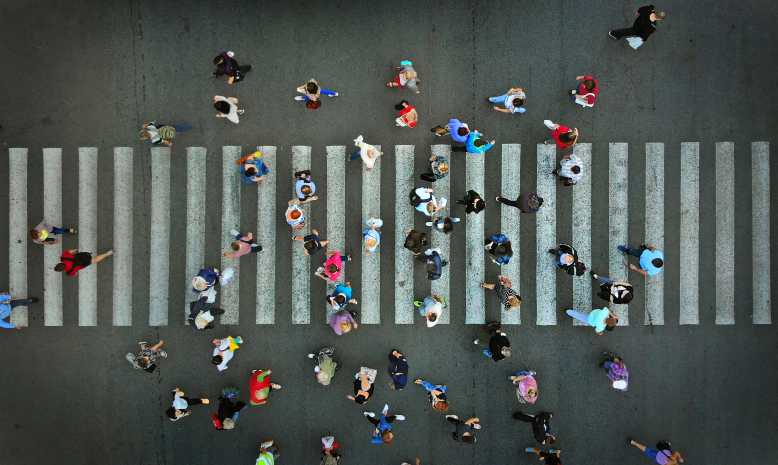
xmin=309 ymin=347 xmax=339 ymax=386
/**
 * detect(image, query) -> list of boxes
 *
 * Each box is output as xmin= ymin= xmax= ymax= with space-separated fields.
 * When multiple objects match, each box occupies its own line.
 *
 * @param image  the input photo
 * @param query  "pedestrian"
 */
xmin=473 ymin=322 xmax=512 ymax=362
xmin=138 ymin=121 xmax=190 ymax=146
xmin=564 ymin=307 xmax=619 ymax=335
xmin=548 ymin=243 xmax=587 ymax=276
xmin=211 ymin=336 xmax=243 ymax=372
xmin=414 ymin=294 xmax=446 ymax=328
xmin=628 ymin=438 xmax=684 ymax=465
xmin=426 ymin=216 xmax=461 ymax=234
xmin=525 ymin=447 xmax=562 ymax=465
xmin=618 ymin=243 xmax=665 ymax=278
xmin=249 ymin=369 xmax=283 ymax=406
xmin=187 ymin=296 xmax=226 ymax=330
xmin=418 ymin=247 xmax=447 ymax=281
xmin=394 ymin=100 xmax=418 ymax=128
xmin=236 ymin=150 xmax=270 ymax=184
xmin=489 ymin=87 xmax=527 ymax=114
xmin=452 ymin=130 xmax=495 ymax=154
xmin=308 ymin=346 xmax=338 ymax=386
xmin=591 ymin=271 xmax=634 ymax=304
xmin=293 ymin=170 xmax=318 ymax=203
xmin=213 ymin=95 xmax=244 ymax=124
xmin=496 ymin=191 xmax=544 ymax=213
xmin=293 ymin=229 xmax=328 ymax=256
xmin=410 ymin=187 xmax=447 ymax=217
xmin=551 ymin=152 xmax=584 ymax=186
xmin=349 ymin=135 xmax=382 ymax=170
xmin=481 ymin=275 xmax=521 ymax=312
xmin=211 ymin=386 xmax=246 ymax=430
xmin=420 ymin=151 xmax=450 ymax=182
xmin=284 ymin=202 xmax=306 ymax=231
xmin=223 ymin=230 xmax=262 ymax=259
xmin=320 ymin=435 xmax=342 ymax=465
xmin=348 ymin=366 xmax=377 ymax=404
xmin=364 ymin=403 xmax=406 ymax=444
xmin=30 ymin=221 xmax=76 ymax=245
xmin=510 ymin=370 xmax=539 ymax=404
xmin=431 ymin=118 xmax=470 ymax=146
xmin=484 ymin=233 xmax=514 ymax=265
xmin=386 ymin=60 xmax=420 ymax=93
xmin=388 ymin=349 xmax=409 ymax=390
xmin=413 ymin=378 xmax=449 ymax=412
xmin=212 ymin=50 xmax=252 ymax=84
xmin=166 ymin=387 xmax=210 ymax=422
xmin=315 ymin=250 xmax=351 ymax=283
xmin=609 ymin=6 xmax=667 ymax=49
xmin=295 ymin=78 xmax=339 ymax=105
xmin=445 ymin=415 xmax=481 ymax=443
xmin=571 ymin=75 xmax=600 ymax=108
xmin=54 ymin=248 xmax=113 ymax=277
xmin=363 ymin=218 xmax=383 ymax=253
xmin=255 ymin=440 xmax=280 ymax=465
xmin=125 ymin=340 xmax=166 ymax=372
xmin=543 ymin=120 xmax=578 ymax=151
xmin=403 ymin=229 xmax=429 ymax=256
xmin=328 ymin=308 xmax=359 ymax=335
xmin=191 ymin=266 xmax=222 ymax=303
xmin=327 ymin=282 xmax=358 ymax=312
xmin=600 ymin=351 xmax=629 ymax=391
xmin=456 ymin=190 xmax=486 ymax=214
xmin=513 ymin=411 xmax=556 ymax=445
xmin=0 ymin=293 xmax=36 ymax=330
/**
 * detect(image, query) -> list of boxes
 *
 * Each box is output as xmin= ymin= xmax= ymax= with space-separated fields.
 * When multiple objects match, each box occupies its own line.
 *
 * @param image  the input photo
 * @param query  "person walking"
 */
xmin=628 ymin=438 xmax=684 ymax=465
xmin=609 ymin=6 xmax=667 ymax=49
xmin=54 ymin=249 xmax=112 ymax=277
xmin=489 ymin=87 xmax=527 ymax=114
xmin=452 ymin=130 xmax=495 ymax=154
xmin=0 ymin=293 xmax=37 ymax=330
xmin=525 ymin=447 xmax=563 ymax=465
xmin=571 ymin=75 xmax=600 ymax=108
xmin=285 ymin=202 xmax=306 ymax=231
xmin=473 ymin=322 xmax=512 ymax=362
xmin=308 ymin=346 xmax=338 ymax=386
xmin=293 ymin=229 xmax=328 ymax=256
xmin=601 ymin=351 xmax=629 ymax=391
xmin=388 ymin=349 xmax=409 ymax=390
xmin=166 ymin=387 xmax=210 ymax=422
xmin=363 ymin=218 xmax=383 ymax=253
xmin=591 ymin=271 xmax=634 ymax=304
xmin=485 ymin=233 xmax=514 ymax=265
xmin=413 ymin=378 xmax=449 ymax=412
xmin=295 ymin=78 xmax=339 ymax=104
xmin=213 ymin=95 xmax=244 ymax=124
xmin=191 ymin=266 xmax=223 ymax=303
xmin=212 ymin=50 xmax=251 ymax=84
xmin=249 ymin=369 xmax=283 ymax=406
xmin=456 ymin=190 xmax=486 ymax=214
xmin=410 ymin=187 xmax=447 ymax=217
xmin=364 ymin=403 xmax=406 ymax=444
xmin=211 ymin=336 xmax=243 ymax=372
xmin=394 ymin=100 xmax=418 ymax=128
xmin=445 ymin=415 xmax=481 ymax=443
xmin=564 ymin=307 xmax=619 ymax=335
xmin=328 ymin=308 xmax=359 ymax=335
xmin=418 ymin=247 xmax=447 ymax=281
xmin=496 ymin=191 xmax=543 ymax=213
xmin=618 ymin=243 xmax=665 ymax=278
xmin=481 ymin=275 xmax=521 ymax=312
xmin=426 ymin=216 xmax=461 ymax=234
xmin=414 ymin=295 xmax=446 ymax=328
xmin=552 ymin=152 xmax=584 ymax=186
xmin=548 ymin=243 xmax=587 ymax=276
xmin=403 ymin=229 xmax=429 ymax=256
xmin=125 ymin=340 xmax=166 ymax=372
xmin=327 ymin=282 xmax=358 ymax=312
xmin=420 ymin=151 xmax=450 ymax=183
xmin=211 ymin=386 xmax=247 ymax=430
xmin=510 ymin=370 xmax=539 ymax=404
xmin=315 ymin=250 xmax=351 ymax=283
xmin=320 ymin=435 xmax=342 ymax=465
xmin=223 ymin=230 xmax=262 ymax=259
xmin=293 ymin=170 xmax=318 ymax=203
xmin=30 ymin=221 xmax=76 ymax=245
xmin=236 ymin=150 xmax=270 ymax=184
xmin=431 ymin=118 xmax=470 ymax=144
xmin=513 ymin=411 xmax=556 ymax=445
xmin=386 ymin=60 xmax=420 ymax=93
xmin=187 ymin=296 xmax=226 ymax=330
xmin=348 ymin=366 xmax=377 ymax=405
xmin=543 ymin=120 xmax=578 ymax=151
xmin=350 ymin=135 xmax=382 ymax=170
xmin=255 ymin=440 xmax=280 ymax=465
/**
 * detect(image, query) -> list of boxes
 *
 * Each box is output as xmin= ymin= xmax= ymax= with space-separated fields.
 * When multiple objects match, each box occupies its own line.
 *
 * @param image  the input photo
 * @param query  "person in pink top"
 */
xmin=315 ymin=250 xmax=352 ymax=283
xmin=571 ymin=75 xmax=599 ymax=108
xmin=223 ymin=230 xmax=262 ymax=259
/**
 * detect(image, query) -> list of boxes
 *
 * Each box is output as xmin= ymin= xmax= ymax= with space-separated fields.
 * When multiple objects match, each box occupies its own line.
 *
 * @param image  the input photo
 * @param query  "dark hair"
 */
xmin=327 ymin=263 xmax=339 ymax=274
xmin=474 ymin=138 xmax=486 ymax=148
xmin=546 ymin=436 xmax=557 ymax=445
xmin=441 ymin=218 xmax=454 ymax=234
xmin=354 ymin=393 xmax=368 ymax=405
xmin=652 ymin=258 xmax=664 ymax=268
xmin=335 ymin=294 xmax=346 ymax=305
xmin=394 ymin=100 xmax=409 ymax=111
xmin=381 ymin=430 xmax=393 ymax=443
xmin=165 ymin=407 xmax=178 ymax=419
xmin=457 ymin=127 xmax=470 ymax=137
xmin=571 ymin=165 xmax=581 ymax=174
xmin=54 ymin=263 xmax=66 ymax=272
xmin=304 ymin=240 xmax=317 ymax=252
xmin=29 ymin=229 xmax=40 ymax=239
xmin=214 ymin=101 xmax=230 ymax=114
xmin=495 ymin=243 xmax=512 ymax=256
xmin=605 ymin=324 xmax=616 ymax=332
xmin=427 ymin=313 xmax=438 ymax=322
xmin=559 ymin=131 xmax=575 ymax=143
xmin=245 ymin=166 xmax=257 ymax=176
xmin=231 ymin=242 xmax=241 ymax=251
xmin=301 ymin=185 xmax=312 ymax=195
xmin=583 ymin=79 xmax=595 ymax=91
xmin=306 ymin=82 xmax=319 ymax=94
xmin=212 ymin=355 xmax=223 ymax=365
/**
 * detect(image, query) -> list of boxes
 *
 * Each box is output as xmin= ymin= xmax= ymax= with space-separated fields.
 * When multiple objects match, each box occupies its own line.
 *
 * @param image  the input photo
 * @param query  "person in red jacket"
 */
xmin=571 ymin=75 xmax=599 ymax=108
xmin=395 ymin=100 xmax=418 ymax=128
xmin=543 ymin=120 xmax=579 ymax=150
xmin=54 ymin=249 xmax=113 ymax=276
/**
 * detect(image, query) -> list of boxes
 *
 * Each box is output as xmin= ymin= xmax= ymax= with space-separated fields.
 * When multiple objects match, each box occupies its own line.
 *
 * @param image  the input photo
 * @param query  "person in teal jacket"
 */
xmin=453 ymin=130 xmax=495 ymax=154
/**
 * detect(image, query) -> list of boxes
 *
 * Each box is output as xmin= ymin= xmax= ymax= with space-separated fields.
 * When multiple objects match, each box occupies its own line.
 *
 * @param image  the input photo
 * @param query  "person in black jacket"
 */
xmin=548 ymin=243 xmax=587 ymax=276
xmin=609 ymin=5 xmax=666 ymax=44
xmin=388 ymin=349 xmax=409 ymax=390
xmin=456 ymin=190 xmax=486 ymax=214
xmin=513 ymin=411 xmax=556 ymax=445
xmin=473 ymin=322 xmax=512 ymax=362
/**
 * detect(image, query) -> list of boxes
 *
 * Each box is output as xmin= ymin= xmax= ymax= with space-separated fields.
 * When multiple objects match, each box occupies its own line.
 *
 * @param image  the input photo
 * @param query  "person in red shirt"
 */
xmin=543 ymin=120 xmax=579 ymax=150
xmin=54 ymin=248 xmax=113 ymax=276
xmin=571 ymin=75 xmax=599 ymax=108
xmin=394 ymin=100 xmax=418 ymax=128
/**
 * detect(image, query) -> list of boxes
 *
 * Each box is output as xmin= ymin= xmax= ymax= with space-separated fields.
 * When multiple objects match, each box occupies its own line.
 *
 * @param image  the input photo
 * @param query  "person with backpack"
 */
xmin=513 ymin=411 xmax=556 ymax=445
xmin=618 ymin=243 xmax=665 ymax=278
xmin=386 ymin=60 xmax=420 ymax=93
xmin=293 ymin=170 xmax=318 ymax=204
xmin=525 ymin=447 xmax=563 ymax=465
xmin=213 ymin=95 xmax=244 ymax=124
xmin=125 ymin=340 xmax=166 ymax=373
xmin=548 ymin=243 xmax=587 ymax=276
xmin=445 ymin=415 xmax=481 ymax=443
xmin=571 ymin=75 xmax=600 ymax=108
xmin=54 ymin=248 xmax=113 ymax=277
xmin=564 ymin=307 xmax=619 ymax=335
xmin=489 ymin=86 xmax=527 ymax=114
xmin=628 ymin=438 xmax=684 ymax=465
xmin=348 ymin=366 xmax=377 ymax=405
xmin=608 ymin=5 xmax=667 ymax=49
xmin=485 ymin=233 xmax=514 ymax=265
xmin=481 ymin=275 xmax=521 ymax=312
xmin=327 ymin=282 xmax=358 ymax=312
xmin=426 ymin=216 xmax=461 ymax=234
xmin=452 ymin=130 xmax=495 ymax=154
xmin=388 ymin=349 xmax=409 ymax=390
xmin=211 ymin=336 xmax=243 ymax=372
xmin=410 ymin=187 xmax=447 ymax=217
xmin=191 ymin=266 xmax=222 ymax=303
xmin=285 ymin=202 xmax=306 ymax=231
xmin=212 ymin=50 xmax=251 ymax=84
xmin=223 ymin=230 xmax=262 ymax=259
xmin=473 ymin=322 xmax=512 ymax=362
xmin=431 ymin=118 xmax=470 ymax=145
xmin=138 ymin=121 xmax=190 ymax=146
xmin=363 ymin=218 xmax=383 ymax=254
xmin=414 ymin=294 xmax=446 ymax=328
xmin=293 ymin=228 xmax=328 ymax=256
xmin=294 ymin=78 xmax=339 ymax=105
xmin=496 ymin=191 xmax=544 ymax=213
xmin=600 ymin=351 xmax=629 ymax=391
xmin=211 ymin=386 xmax=246 ymax=430
xmin=413 ymin=378 xmax=449 ymax=412
xmin=187 ymin=296 xmax=226 ymax=330
xmin=552 ymin=152 xmax=584 ymax=186
xmin=166 ymin=387 xmax=210 ymax=422
xmin=364 ymin=403 xmax=406 ymax=444
xmin=328 ymin=308 xmax=359 ymax=335
xmin=591 ymin=271 xmax=634 ymax=304
xmin=404 ymin=229 xmax=429 ymax=256
xmin=420 ymin=151 xmax=450 ymax=183
xmin=315 ymin=250 xmax=351 ymax=283
xmin=456 ymin=190 xmax=486 ymax=214
xmin=510 ymin=370 xmax=539 ymax=404
xmin=543 ymin=120 xmax=578 ymax=151
xmin=255 ymin=440 xmax=280 ymax=465
xmin=350 ymin=135 xmax=382 ymax=170
xmin=418 ymin=248 xmax=447 ymax=280
xmin=236 ymin=150 xmax=270 ymax=184
xmin=394 ymin=100 xmax=418 ymax=128
xmin=308 ymin=346 xmax=338 ymax=386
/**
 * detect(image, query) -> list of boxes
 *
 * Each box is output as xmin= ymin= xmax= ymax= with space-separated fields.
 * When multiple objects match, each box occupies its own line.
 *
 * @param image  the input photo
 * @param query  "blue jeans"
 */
xmin=349 ymin=150 xmax=361 ymax=161
xmin=488 ymin=94 xmax=526 ymax=113
xmin=565 ymin=309 xmax=590 ymax=325
xmin=301 ymin=89 xmax=337 ymax=101
xmin=482 ymin=348 xmax=493 ymax=358
xmin=595 ymin=275 xmax=614 ymax=286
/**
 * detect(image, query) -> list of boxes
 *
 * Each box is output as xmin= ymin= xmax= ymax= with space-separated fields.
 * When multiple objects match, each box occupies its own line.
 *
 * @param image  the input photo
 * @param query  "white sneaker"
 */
xmin=473 ymin=338 xmax=480 ymax=345
xmin=307 ymin=353 xmax=315 ymax=359
xmin=363 ymin=411 xmax=375 ymax=418
xmin=294 ymin=96 xmax=305 ymax=101
xmin=230 ymin=229 xmax=240 ymax=237
xmin=394 ymin=414 xmax=406 ymax=421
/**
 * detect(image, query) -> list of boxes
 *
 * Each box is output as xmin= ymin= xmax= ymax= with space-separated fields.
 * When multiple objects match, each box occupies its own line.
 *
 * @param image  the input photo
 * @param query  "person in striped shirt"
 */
xmin=480 ymin=275 xmax=521 ymax=312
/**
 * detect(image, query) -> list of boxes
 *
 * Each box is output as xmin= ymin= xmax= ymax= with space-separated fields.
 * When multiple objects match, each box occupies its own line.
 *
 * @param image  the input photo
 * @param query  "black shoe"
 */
xmin=28 ymin=297 xmax=39 ymax=304
xmin=548 ymin=248 xmax=557 ymax=255
xmin=608 ymin=31 xmax=618 ymax=40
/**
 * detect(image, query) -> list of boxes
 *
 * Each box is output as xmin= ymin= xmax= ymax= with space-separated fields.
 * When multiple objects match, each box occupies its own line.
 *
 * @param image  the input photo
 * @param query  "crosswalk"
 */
xmin=5 ymin=142 xmax=772 ymax=327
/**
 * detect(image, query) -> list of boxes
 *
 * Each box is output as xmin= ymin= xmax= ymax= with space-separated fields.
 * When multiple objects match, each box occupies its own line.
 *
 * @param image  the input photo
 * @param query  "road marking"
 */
xmin=465 ymin=153 xmax=485 ymax=324
xmin=679 ymin=142 xmax=699 ymax=325
xmin=220 ymin=146 xmax=242 ymax=325
xmin=430 ymin=145 xmax=452 ymax=324
xmin=8 ymin=148 xmax=28 ymax=327
xmin=256 ymin=146 xmax=276 ymax=324
xmin=113 ymin=147 xmax=133 ymax=326
xmin=394 ymin=145 xmax=415 ymax=324
xmin=325 ymin=146 xmax=346 ymax=322
xmin=536 ymin=144 xmax=557 ymax=326
xmin=752 ymin=142 xmax=771 ymax=324
xmin=43 ymin=148 xmax=63 ymax=326
xmin=715 ymin=142 xmax=735 ymax=325
xmin=149 ymin=147 xmax=170 ymax=326
xmin=292 ymin=146 xmax=312 ymax=324
xmin=361 ymin=146 xmax=381 ymax=324
xmin=500 ymin=144 xmax=521 ymax=325
xmin=608 ymin=143 xmax=629 ymax=325
xmin=78 ymin=148 xmax=98 ymax=326
xmin=572 ymin=144 xmax=592 ymax=325
xmin=184 ymin=147 xmax=207 ymax=323
xmin=645 ymin=143 xmax=664 ymax=325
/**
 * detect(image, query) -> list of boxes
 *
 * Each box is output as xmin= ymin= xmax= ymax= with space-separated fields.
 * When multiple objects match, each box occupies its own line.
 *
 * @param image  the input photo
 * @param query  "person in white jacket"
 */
xmin=349 ymin=135 xmax=382 ymax=170
xmin=211 ymin=336 xmax=243 ymax=371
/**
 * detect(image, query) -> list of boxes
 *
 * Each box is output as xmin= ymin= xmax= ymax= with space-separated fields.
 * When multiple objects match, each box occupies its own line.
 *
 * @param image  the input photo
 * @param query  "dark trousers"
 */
xmin=611 ymin=27 xmax=638 ymax=39
xmin=183 ymin=397 xmax=205 ymax=406
xmin=496 ymin=196 xmax=520 ymax=208
xmin=621 ymin=245 xmax=644 ymax=258
xmin=10 ymin=298 xmax=34 ymax=307
xmin=513 ymin=411 xmax=535 ymax=423
xmin=420 ymin=172 xmax=438 ymax=182
xmin=451 ymin=145 xmax=467 ymax=152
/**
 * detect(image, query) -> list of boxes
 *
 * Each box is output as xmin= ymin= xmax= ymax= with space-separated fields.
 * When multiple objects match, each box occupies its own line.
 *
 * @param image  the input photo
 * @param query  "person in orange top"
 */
xmin=395 ymin=100 xmax=418 ymax=128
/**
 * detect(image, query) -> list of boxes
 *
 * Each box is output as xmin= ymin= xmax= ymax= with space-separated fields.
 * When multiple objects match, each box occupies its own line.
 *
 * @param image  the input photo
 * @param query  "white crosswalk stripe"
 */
xmin=430 ymin=145 xmax=451 ymax=324
xmin=4 ymin=143 xmax=772 ymax=327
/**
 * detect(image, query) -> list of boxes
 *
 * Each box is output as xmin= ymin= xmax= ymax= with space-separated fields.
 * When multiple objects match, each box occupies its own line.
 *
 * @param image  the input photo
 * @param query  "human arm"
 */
xmin=645 ymin=243 xmax=657 ymax=250
xmin=628 ymin=263 xmax=648 ymax=277
xmin=464 ymin=417 xmax=480 ymax=425
xmin=149 ymin=340 xmax=164 ymax=352
xmin=493 ymin=106 xmax=512 ymax=113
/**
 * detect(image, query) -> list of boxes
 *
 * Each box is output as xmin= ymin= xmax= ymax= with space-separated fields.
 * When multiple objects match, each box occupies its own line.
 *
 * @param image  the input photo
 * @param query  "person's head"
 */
xmin=231 ymin=241 xmax=242 ymax=251
xmin=432 ymin=399 xmax=449 ymax=412
xmin=301 ymin=185 xmax=312 ymax=196
xmin=583 ymin=79 xmax=596 ymax=91
xmin=571 ymin=165 xmax=581 ymax=174
xmin=526 ymin=388 xmax=538 ymax=401
xmin=212 ymin=355 xmax=223 ymax=365
xmin=652 ymin=258 xmax=664 ymax=269
xmin=54 ymin=263 xmax=66 ymax=272
xmin=426 ymin=202 xmax=436 ymax=214
xmin=651 ymin=10 xmax=666 ymax=21
xmin=245 ymin=166 xmax=257 ymax=177
xmin=427 ymin=312 xmax=438 ymax=323
xmin=335 ymin=293 xmax=346 ymax=305
xmin=562 ymin=254 xmax=575 ymax=266
xmin=437 ymin=161 xmax=449 ymax=174
xmin=306 ymin=81 xmax=319 ymax=94
xmin=289 ymin=209 xmax=302 ymax=220
xmin=211 ymin=338 xmax=221 ymax=346
xmin=327 ymin=263 xmax=339 ymax=274
xmin=165 ymin=407 xmax=178 ymax=419
xmin=440 ymin=218 xmax=454 ymax=233
xmin=500 ymin=346 xmax=512 ymax=358
xmin=29 ymin=229 xmax=41 ymax=240
xmin=457 ymin=126 xmax=470 ymax=137
xmin=507 ymin=295 xmax=521 ymax=309
xmin=495 ymin=243 xmax=512 ymax=256
xmin=339 ymin=321 xmax=353 ymax=333
xmin=136 ymin=356 xmax=151 ymax=369
xmin=474 ymin=138 xmax=487 ymax=148
xmin=394 ymin=100 xmax=409 ymax=111
xmin=381 ymin=430 xmax=394 ymax=444
xmin=214 ymin=100 xmax=230 ymax=114
xmin=138 ymin=129 xmax=150 ymax=141
xmin=528 ymin=194 xmax=543 ymax=210
xmin=559 ymin=131 xmax=576 ymax=143
xmin=545 ymin=435 xmax=557 ymax=445
xmin=605 ymin=315 xmax=619 ymax=330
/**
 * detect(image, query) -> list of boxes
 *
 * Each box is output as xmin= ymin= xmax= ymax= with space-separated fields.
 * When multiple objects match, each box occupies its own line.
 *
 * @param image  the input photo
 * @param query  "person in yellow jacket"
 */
xmin=211 ymin=336 xmax=243 ymax=372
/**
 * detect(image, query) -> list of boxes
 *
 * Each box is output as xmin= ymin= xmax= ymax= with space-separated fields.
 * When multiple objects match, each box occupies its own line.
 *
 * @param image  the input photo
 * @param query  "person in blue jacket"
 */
xmin=0 ymin=292 xmax=37 ymax=330
xmin=327 ymin=282 xmax=358 ymax=311
xmin=364 ymin=403 xmax=406 ymax=444
xmin=431 ymin=118 xmax=471 ymax=144
xmin=485 ymin=233 xmax=513 ymax=265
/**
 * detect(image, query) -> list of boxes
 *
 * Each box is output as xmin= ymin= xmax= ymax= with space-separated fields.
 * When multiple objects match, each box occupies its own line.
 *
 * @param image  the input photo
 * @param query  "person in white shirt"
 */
xmin=213 ymin=95 xmax=244 ymax=124
xmin=413 ymin=187 xmax=447 ymax=217
xmin=349 ymin=135 xmax=382 ymax=170
xmin=552 ymin=153 xmax=583 ymax=186
xmin=414 ymin=295 xmax=446 ymax=327
xmin=212 ymin=336 xmax=243 ymax=371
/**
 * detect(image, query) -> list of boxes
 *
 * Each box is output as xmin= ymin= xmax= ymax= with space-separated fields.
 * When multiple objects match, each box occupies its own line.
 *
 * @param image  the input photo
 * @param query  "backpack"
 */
xmin=409 ymin=189 xmax=424 ymax=207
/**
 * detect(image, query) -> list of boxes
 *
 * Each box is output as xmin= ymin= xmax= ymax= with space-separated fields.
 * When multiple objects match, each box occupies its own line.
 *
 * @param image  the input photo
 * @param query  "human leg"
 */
xmin=488 ymin=94 xmax=508 ymax=104
xmin=51 ymin=226 xmax=67 ymax=235
xmin=10 ymin=298 xmax=37 ymax=307
xmin=610 ymin=27 xmax=637 ymax=39
xmin=420 ymin=172 xmax=437 ymax=182
xmin=565 ymin=309 xmax=590 ymax=324
xmin=92 ymin=250 xmax=113 ymax=264
xmin=618 ymin=245 xmax=642 ymax=258
xmin=512 ymin=411 xmax=535 ymax=422
xmin=320 ymin=88 xmax=338 ymax=97
xmin=349 ymin=150 xmax=361 ymax=161
xmin=594 ymin=274 xmax=614 ymax=286
xmin=496 ymin=196 xmax=520 ymax=208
